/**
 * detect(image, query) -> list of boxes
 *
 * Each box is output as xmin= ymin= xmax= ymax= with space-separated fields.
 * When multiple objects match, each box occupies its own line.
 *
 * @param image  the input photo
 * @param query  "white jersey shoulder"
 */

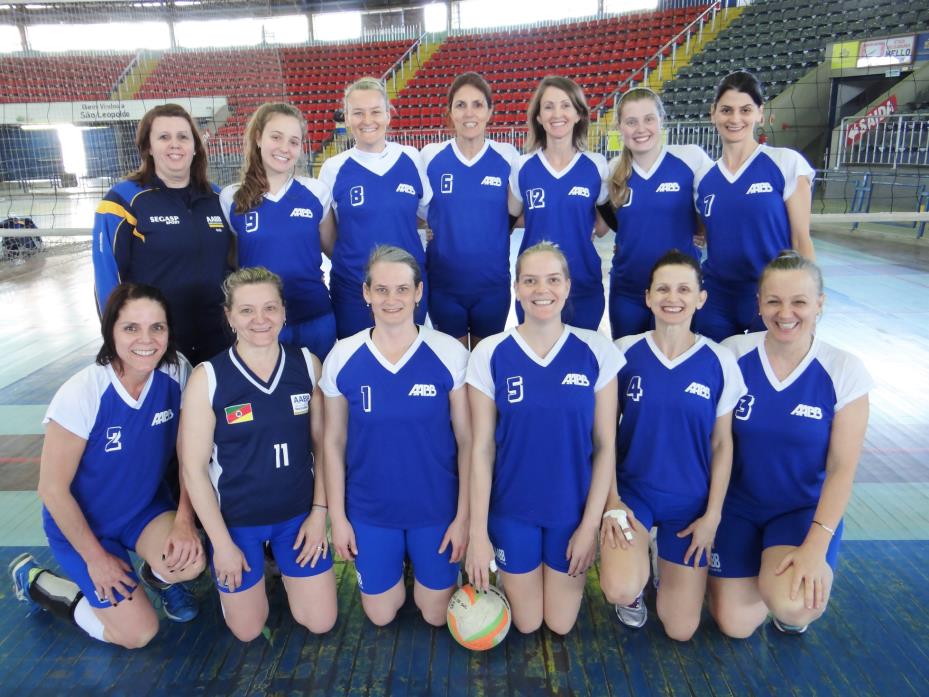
xmin=567 ymin=326 xmax=625 ymax=389
xmin=486 ymin=139 xmax=520 ymax=169
xmin=294 ymin=175 xmax=333 ymax=214
xmin=317 ymin=148 xmax=354 ymax=195
xmin=465 ymin=328 xmax=514 ymax=399
xmin=218 ymin=183 xmax=240 ymax=228
xmin=420 ymin=139 xmax=452 ymax=168
xmin=299 ymin=346 xmax=319 ymax=390
xmin=758 ymin=145 xmax=815 ymax=200
xmin=721 ymin=331 xmax=764 ymax=359
xmin=701 ymin=336 xmax=748 ymax=415
xmin=812 ymin=339 xmax=874 ymax=410
xmin=614 ymin=331 xmax=649 ymax=354
xmin=319 ymin=329 xmax=369 ymax=397
xmin=509 ymin=150 xmax=539 ymax=198
xmin=579 ymin=151 xmax=610 ymax=204
xmin=420 ymin=326 xmax=470 ymax=389
xmin=666 ymin=143 xmax=714 ymax=176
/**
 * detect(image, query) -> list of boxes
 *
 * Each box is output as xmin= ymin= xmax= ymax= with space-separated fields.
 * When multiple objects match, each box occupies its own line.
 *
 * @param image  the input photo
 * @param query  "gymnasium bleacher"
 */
xmin=660 ymin=0 xmax=929 ymax=120
xmin=0 ymin=53 xmax=133 ymax=103
xmin=393 ymin=7 xmax=707 ymax=129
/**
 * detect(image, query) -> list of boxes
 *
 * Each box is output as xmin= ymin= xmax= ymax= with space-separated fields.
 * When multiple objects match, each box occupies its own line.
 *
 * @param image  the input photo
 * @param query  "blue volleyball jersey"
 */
xmin=722 ymin=332 xmax=873 ymax=512
xmin=220 ymin=177 xmax=333 ymax=323
xmin=615 ymin=332 xmax=745 ymax=498
xmin=422 ymin=139 xmax=518 ymax=293
xmin=205 ymin=344 xmax=318 ymax=527
xmin=695 ymin=145 xmax=814 ymax=288
xmin=42 ymin=361 xmax=188 ymax=539
xmin=609 ymin=144 xmax=711 ymax=296
xmin=467 ymin=326 xmax=624 ymax=526
xmin=319 ymin=142 xmax=432 ymax=288
xmin=319 ymin=326 xmax=468 ymax=528
xmin=510 ymin=150 xmax=609 ymax=295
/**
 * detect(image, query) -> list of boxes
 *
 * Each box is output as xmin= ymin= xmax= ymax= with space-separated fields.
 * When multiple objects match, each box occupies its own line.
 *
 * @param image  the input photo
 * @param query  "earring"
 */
xmin=366 ymin=302 xmax=371 ymax=309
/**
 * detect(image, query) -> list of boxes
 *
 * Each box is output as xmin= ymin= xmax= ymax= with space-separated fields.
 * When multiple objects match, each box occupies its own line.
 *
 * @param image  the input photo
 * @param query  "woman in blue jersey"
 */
xmin=92 ymin=103 xmax=232 ymax=365
xmin=605 ymin=89 xmax=712 ymax=339
xmin=422 ymin=72 xmax=519 ymax=348
xmin=599 ymin=251 xmax=744 ymax=640
xmin=695 ymin=71 xmax=815 ymax=342
xmin=10 ymin=283 xmax=204 ymax=648
xmin=467 ymin=242 xmax=621 ymax=635
xmin=319 ymin=78 xmax=433 ymax=339
xmin=508 ymin=76 xmax=610 ymax=331
xmin=321 ymin=245 xmax=471 ymax=627
xmin=221 ymin=103 xmax=337 ymax=360
xmin=709 ymin=251 xmax=872 ymax=637
xmin=179 ymin=267 xmax=337 ymax=641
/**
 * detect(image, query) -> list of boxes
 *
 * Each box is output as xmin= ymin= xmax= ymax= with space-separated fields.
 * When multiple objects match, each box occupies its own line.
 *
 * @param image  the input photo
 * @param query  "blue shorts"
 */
xmin=709 ymin=503 xmax=844 ymax=579
xmin=213 ymin=513 xmax=333 ymax=593
xmin=45 ymin=491 xmax=174 ymax=609
xmin=352 ymin=520 xmax=458 ymax=595
xmin=279 ymin=311 xmax=337 ymax=361
xmin=619 ymin=484 xmax=709 ymax=567
xmin=515 ymin=288 xmax=605 ymax=332
xmin=428 ymin=285 xmax=510 ymax=339
xmin=608 ymin=288 xmax=654 ymax=340
xmin=694 ymin=277 xmax=765 ymax=343
xmin=487 ymin=514 xmax=577 ymax=574
xmin=331 ymin=273 xmax=428 ymax=339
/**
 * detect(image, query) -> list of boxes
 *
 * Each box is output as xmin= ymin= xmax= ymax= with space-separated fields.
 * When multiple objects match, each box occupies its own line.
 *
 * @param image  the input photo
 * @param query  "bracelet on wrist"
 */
xmin=812 ymin=519 xmax=835 ymax=536
xmin=312 ymin=504 xmax=328 ymax=510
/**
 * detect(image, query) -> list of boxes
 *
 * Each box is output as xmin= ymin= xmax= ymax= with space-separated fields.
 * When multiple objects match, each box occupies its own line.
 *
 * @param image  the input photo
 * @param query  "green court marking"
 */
xmin=845 ymin=483 xmax=929 ymax=540
xmin=0 ymin=491 xmax=45 ymax=546
xmin=0 ymin=406 xmax=47 ymax=435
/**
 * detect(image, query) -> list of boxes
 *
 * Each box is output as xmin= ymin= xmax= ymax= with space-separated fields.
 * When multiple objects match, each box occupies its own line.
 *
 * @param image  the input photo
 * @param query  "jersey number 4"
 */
xmin=625 ymin=376 xmax=643 ymax=402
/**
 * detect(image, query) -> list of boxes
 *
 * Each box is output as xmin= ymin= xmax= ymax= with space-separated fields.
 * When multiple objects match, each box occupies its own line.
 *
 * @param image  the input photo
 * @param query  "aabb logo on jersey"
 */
xmin=655 ymin=182 xmax=681 ymax=193
xmin=791 ymin=404 xmax=823 ymax=419
xmin=684 ymin=382 xmax=711 ymax=399
xmin=746 ymin=182 xmax=774 ymax=194
xmin=289 ymin=208 xmax=314 ymax=219
xmin=408 ymin=384 xmax=437 ymax=397
xmin=150 ymin=215 xmax=180 ymax=225
xmin=567 ymin=186 xmax=590 ymax=198
xmin=396 ymin=183 xmax=417 ymax=196
xmin=206 ymin=215 xmax=225 ymax=229
xmin=151 ymin=409 xmax=174 ymax=426
xmin=480 ymin=176 xmax=503 ymax=187
xmin=561 ymin=373 xmax=590 ymax=387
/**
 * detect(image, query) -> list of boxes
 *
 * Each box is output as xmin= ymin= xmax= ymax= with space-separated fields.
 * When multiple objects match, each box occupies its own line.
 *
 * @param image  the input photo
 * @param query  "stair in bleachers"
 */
xmin=391 ymin=7 xmax=708 ymax=131
xmin=660 ymin=0 xmax=929 ymax=121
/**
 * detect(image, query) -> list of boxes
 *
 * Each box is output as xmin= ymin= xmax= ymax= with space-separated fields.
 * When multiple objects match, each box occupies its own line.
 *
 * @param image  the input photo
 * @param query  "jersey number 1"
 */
xmin=274 ymin=443 xmax=290 ymax=468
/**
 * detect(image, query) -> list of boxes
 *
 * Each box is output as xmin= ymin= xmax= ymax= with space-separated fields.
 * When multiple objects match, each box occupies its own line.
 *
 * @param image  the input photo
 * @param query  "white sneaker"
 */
xmin=772 ymin=616 xmax=808 ymax=635
xmin=615 ymin=593 xmax=647 ymax=629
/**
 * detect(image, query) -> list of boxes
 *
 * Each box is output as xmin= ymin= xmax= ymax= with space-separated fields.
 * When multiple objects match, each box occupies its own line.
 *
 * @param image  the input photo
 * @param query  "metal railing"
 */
xmin=594 ymin=0 xmax=722 ymax=118
xmin=836 ymin=113 xmax=929 ymax=168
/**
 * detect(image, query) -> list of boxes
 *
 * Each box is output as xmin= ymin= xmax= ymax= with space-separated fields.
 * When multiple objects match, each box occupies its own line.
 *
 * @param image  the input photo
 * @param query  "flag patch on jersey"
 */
xmin=225 ymin=403 xmax=253 ymax=424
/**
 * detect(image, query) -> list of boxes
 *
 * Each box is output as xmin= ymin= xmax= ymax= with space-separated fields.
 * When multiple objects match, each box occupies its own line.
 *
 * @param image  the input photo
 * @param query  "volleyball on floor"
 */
xmin=446 ymin=583 xmax=511 ymax=650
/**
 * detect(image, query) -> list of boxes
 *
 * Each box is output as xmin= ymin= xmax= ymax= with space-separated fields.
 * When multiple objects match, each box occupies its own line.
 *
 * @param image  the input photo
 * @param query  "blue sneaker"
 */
xmin=9 ymin=552 xmax=41 ymax=608
xmin=138 ymin=561 xmax=199 ymax=623
xmin=159 ymin=582 xmax=199 ymax=623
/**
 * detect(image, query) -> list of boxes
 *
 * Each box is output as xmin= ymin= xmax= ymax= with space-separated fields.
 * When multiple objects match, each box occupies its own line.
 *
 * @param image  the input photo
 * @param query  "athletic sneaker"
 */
xmin=772 ymin=617 xmax=808 ymax=635
xmin=615 ymin=593 xmax=647 ymax=629
xmin=138 ymin=561 xmax=199 ymax=623
xmin=9 ymin=552 xmax=41 ymax=608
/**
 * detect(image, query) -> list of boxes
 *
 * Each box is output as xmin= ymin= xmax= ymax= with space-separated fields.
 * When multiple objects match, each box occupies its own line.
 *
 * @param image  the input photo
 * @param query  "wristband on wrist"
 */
xmin=812 ymin=519 xmax=835 ymax=536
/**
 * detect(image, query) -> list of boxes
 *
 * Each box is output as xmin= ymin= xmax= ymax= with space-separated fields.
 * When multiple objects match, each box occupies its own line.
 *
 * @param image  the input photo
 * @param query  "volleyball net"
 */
xmin=1 ymin=0 xmax=928 ymax=264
